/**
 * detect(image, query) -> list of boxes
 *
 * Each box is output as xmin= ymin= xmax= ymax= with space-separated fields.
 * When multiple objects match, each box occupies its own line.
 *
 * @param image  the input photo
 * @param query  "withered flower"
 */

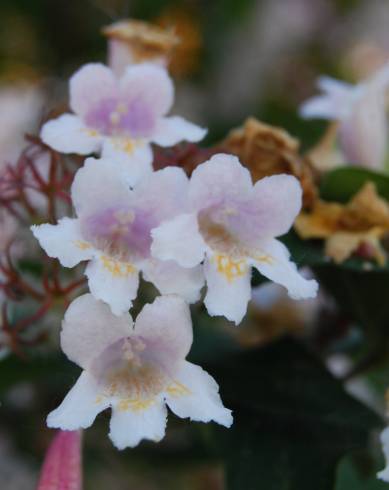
xmin=295 ymin=182 xmax=389 ymax=265
xmin=221 ymin=117 xmax=317 ymax=208
xmin=102 ymin=19 xmax=179 ymax=76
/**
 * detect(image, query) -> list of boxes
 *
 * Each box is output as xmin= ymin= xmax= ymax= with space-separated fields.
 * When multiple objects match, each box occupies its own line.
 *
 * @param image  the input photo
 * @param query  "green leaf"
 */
xmin=320 ymin=167 xmax=389 ymax=203
xmin=208 ymin=338 xmax=382 ymax=490
xmin=336 ymin=452 xmax=387 ymax=490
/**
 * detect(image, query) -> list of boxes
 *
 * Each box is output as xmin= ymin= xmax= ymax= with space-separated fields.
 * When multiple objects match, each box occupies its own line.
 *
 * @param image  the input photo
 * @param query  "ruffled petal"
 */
xmin=134 ymin=295 xmax=193 ymax=364
xmin=41 ymin=114 xmax=102 ymax=155
xmin=142 ymin=258 xmax=204 ymax=303
xmin=165 ymin=360 xmax=232 ymax=428
xmin=70 ymin=63 xmax=117 ymax=119
xmin=120 ymin=63 xmax=174 ymax=118
xmin=71 ymin=157 xmax=133 ymax=218
xmin=132 ymin=166 xmax=189 ymax=222
xmin=109 ymin=397 xmax=167 ymax=449
xmin=251 ymin=174 xmax=302 ymax=238
xmin=152 ymin=116 xmax=207 ymax=147
xmin=101 ymin=138 xmax=153 ymax=187
xmin=85 ymin=255 xmax=139 ymax=316
xmin=31 ymin=218 xmax=94 ymax=268
xmin=151 ymin=213 xmax=206 ymax=268
xmin=251 ymin=238 xmax=318 ymax=300
xmin=203 ymin=252 xmax=251 ymax=325
xmin=47 ymin=371 xmax=110 ymax=430
xmin=189 ymin=153 xmax=253 ymax=211
xmin=61 ymin=293 xmax=131 ymax=370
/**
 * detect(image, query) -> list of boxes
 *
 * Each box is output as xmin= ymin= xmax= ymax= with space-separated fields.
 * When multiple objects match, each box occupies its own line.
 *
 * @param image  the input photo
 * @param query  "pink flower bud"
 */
xmin=37 ymin=430 xmax=82 ymax=490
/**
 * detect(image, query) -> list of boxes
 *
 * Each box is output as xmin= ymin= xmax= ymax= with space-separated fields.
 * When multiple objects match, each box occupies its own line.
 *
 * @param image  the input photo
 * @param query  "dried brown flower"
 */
xmin=295 ymin=182 xmax=389 ymax=264
xmin=221 ymin=117 xmax=317 ymax=208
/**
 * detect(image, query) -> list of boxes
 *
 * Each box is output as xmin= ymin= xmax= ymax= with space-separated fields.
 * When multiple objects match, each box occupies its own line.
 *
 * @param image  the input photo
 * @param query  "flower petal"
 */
xmin=41 ymin=114 xmax=101 ymax=155
xmin=134 ymin=295 xmax=193 ymax=364
xmin=299 ymin=95 xmax=339 ymax=120
xmin=61 ymin=293 xmax=131 ymax=369
xmin=152 ymin=116 xmax=207 ymax=147
xmin=165 ymin=360 xmax=232 ymax=428
xmin=85 ymin=255 xmax=139 ymax=316
xmin=31 ymin=218 xmax=94 ymax=268
xmin=71 ymin=157 xmax=132 ymax=217
xmin=132 ymin=166 xmax=189 ymax=222
xmin=47 ymin=371 xmax=110 ymax=430
xmin=70 ymin=63 xmax=117 ymax=119
xmin=339 ymin=86 xmax=387 ymax=169
xmin=203 ymin=252 xmax=251 ymax=325
xmin=120 ymin=63 xmax=174 ymax=118
xmin=251 ymin=174 xmax=302 ymax=237
xmin=317 ymin=76 xmax=354 ymax=95
xmin=151 ymin=213 xmax=206 ymax=268
xmin=101 ymin=138 xmax=153 ymax=187
xmin=251 ymin=238 xmax=318 ymax=300
xmin=189 ymin=153 xmax=253 ymax=212
xmin=109 ymin=397 xmax=167 ymax=449
xmin=300 ymin=77 xmax=355 ymax=121
xmin=378 ymin=427 xmax=389 ymax=482
xmin=142 ymin=258 xmax=204 ymax=303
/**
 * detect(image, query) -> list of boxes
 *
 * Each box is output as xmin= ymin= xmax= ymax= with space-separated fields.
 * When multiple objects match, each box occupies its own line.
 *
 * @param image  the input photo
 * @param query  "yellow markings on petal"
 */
xmin=117 ymin=398 xmax=156 ymax=412
xmin=82 ymin=128 xmax=99 ymax=137
xmin=250 ymin=252 xmax=274 ymax=265
xmin=111 ymin=137 xmax=136 ymax=155
xmin=74 ymin=240 xmax=92 ymax=250
xmin=101 ymin=255 xmax=136 ymax=277
xmin=214 ymin=254 xmax=248 ymax=282
xmin=166 ymin=380 xmax=191 ymax=398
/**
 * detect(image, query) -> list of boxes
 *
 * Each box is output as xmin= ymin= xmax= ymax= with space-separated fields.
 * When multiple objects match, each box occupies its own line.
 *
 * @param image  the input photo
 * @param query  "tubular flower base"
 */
xmin=36 ymin=430 xmax=82 ymax=490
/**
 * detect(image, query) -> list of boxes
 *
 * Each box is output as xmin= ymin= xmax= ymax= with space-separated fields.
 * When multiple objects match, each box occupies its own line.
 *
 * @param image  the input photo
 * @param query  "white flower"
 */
xmin=31 ymin=158 xmax=204 ymax=315
xmin=300 ymin=64 xmax=389 ymax=170
xmin=41 ymin=62 xmax=206 ymax=186
xmin=151 ymin=153 xmax=318 ymax=325
xmin=378 ymin=427 xmax=389 ymax=481
xmin=47 ymin=294 xmax=232 ymax=449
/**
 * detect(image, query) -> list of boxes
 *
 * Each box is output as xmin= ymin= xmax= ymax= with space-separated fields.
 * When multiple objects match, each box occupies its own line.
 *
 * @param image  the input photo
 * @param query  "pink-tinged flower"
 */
xmin=37 ymin=430 xmax=82 ymax=490
xmin=31 ymin=158 xmax=203 ymax=315
xmin=300 ymin=64 xmax=389 ymax=170
xmin=47 ymin=294 xmax=232 ymax=449
xmin=378 ymin=427 xmax=389 ymax=482
xmin=41 ymin=63 xmax=206 ymax=185
xmin=151 ymin=154 xmax=318 ymax=325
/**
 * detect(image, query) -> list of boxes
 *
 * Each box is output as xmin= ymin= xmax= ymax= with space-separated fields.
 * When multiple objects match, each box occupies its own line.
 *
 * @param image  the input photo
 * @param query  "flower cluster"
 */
xmin=32 ymin=60 xmax=318 ymax=449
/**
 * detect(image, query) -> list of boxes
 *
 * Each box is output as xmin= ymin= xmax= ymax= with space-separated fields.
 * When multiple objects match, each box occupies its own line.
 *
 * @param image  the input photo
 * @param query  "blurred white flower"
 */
xmin=300 ymin=64 xmax=389 ymax=170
